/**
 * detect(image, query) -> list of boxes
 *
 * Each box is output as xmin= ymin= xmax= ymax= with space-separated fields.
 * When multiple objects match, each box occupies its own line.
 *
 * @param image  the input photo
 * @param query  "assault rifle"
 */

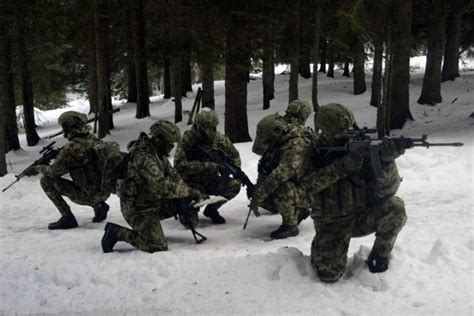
xmin=163 ymin=159 xmax=207 ymax=244
xmin=320 ymin=134 xmax=463 ymax=178
xmin=2 ymin=142 xmax=63 ymax=192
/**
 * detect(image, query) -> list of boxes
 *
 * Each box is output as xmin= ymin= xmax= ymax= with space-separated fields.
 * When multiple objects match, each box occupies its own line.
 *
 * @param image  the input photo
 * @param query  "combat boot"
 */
xmin=102 ymin=222 xmax=121 ymax=253
xmin=48 ymin=214 xmax=78 ymax=230
xmin=203 ymin=204 xmax=226 ymax=224
xmin=92 ymin=202 xmax=109 ymax=223
xmin=297 ymin=208 xmax=310 ymax=225
xmin=270 ymin=224 xmax=299 ymax=239
xmin=366 ymin=251 xmax=389 ymax=273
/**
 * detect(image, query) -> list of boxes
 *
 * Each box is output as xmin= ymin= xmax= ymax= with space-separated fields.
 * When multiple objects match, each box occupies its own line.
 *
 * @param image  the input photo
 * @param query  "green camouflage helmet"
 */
xmin=58 ymin=111 xmax=88 ymax=128
xmin=150 ymin=120 xmax=181 ymax=143
xmin=194 ymin=108 xmax=219 ymax=129
xmin=285 ymin=100 xmax=312 ymax=125
xmin=253 ymin=113 xmax=287 ymax=155
xmin=314 ymin=103 xmax=355 ymax=135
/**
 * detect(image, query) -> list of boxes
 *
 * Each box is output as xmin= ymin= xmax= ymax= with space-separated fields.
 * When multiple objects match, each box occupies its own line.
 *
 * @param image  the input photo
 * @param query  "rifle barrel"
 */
xmin=414 ymin=142 xmax=464 ymax=147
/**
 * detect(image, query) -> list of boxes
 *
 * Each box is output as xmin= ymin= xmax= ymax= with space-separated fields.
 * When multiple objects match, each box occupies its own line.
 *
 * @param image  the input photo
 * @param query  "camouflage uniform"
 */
xmin=37 ymin=111 xmax=110 ymax=229
xmin=102 ymin=121 xmax=197 ymax=253
xmin=251 ymin=114 xmax=314 ymax=239
xmin=174 ymin=109 xmax=241 ymax=223
xmin=303 ymin=103 xmax=407 ymax=282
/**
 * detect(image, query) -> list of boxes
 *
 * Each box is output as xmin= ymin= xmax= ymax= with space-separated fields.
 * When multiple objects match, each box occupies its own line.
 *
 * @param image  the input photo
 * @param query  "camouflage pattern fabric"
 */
xmin=115 ymin=133 xmax=192 ymax=252
xmin=39 ymin=133 xmax=110 ymax=216
xmin=253 ymin=122 xmax=314 ymax=225
xmin=174 ymin=127 xmax=242 ymax=201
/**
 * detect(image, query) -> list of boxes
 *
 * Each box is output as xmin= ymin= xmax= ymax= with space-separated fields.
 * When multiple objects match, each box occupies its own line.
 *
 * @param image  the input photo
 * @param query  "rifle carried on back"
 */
xmin=162 ymin=159 xmax=207 ymax=244
xmin=320 ymin=133 xmax=463 ymax=178
xmin=2 ymin=142 xmax=63 ymax=192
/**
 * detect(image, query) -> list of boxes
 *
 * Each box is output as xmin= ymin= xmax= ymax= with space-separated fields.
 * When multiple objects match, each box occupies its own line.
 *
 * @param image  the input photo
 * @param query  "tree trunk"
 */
xmin=163 ymin=57 xmax=171 ymax=99
xmin=311 ymin=7 xmax=321 ymax=111
xmin=224 ymin=11 xmax=251 ymax=143
xmin=126 ymin=8 xmax=137 ymax=103
xmin=288 ymin=4 xmax=300 ymax=103
xmin=370 ymin=37 xmax=383 ymax=107
xmin=343 ymin=61 xmax=350 ymax=77
xmin=201 ymin=48 xmax=215 ymax=109
xmin=182 ymin=59 xmax=192 ymax=96
xmin=262 ymin=29 xmax=275 ymax=110
xmin=2 ymin=30 xmax=19 ymax=151
xmin=387 ymin=0 xmax=413 ymax=129
xmin=94 ymin=0 xmax=110 ymax=139
xmin=318 ymin=37 xmax=327 ymax=73
xmin=17 ymin=18 xmax=39 ymax=146
xmin=418 ymin=12 xmax=446 ymax=105
xmin=87 ymin=21 xmax=99 ymax=118
xmin=0 ymin=21 xmax=9 ymax=175
xmin=327 ymin=44 xmax=334 ymax=78
xmin=171 ymin=57 xmax=182 ymax=123
xmin=353 ymin=40 xmax=366 ymax=95
xmin=133 ymin=0 xmax=150 ymax=118
xmin=299 ymin=41 xmax=311 ymax=79
xmin=442 ymin=10 xmax=462 ymax=82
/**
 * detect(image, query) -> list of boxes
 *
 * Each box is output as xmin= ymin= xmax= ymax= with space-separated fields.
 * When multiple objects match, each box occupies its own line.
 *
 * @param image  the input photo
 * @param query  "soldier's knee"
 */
xmin=312 ymin=262 xmax=345 ymax=283
xmin=224 ymin=179 xmax=241 ymax=199
xmin=39 ymin=176 xmax=53 ymax=190
xmin=147 ymin=244 xmax=168 ymax=253
xmin=389 ymin=196 xmax=407 ymax=227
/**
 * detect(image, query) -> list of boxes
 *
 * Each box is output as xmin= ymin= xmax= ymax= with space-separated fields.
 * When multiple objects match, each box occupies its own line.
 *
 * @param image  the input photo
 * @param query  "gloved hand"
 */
xmin=249 ymin=197 xmax=260 ymax=214
xmin=24 ymin=165 xmax=47 ymax=176
xmin=203 ymin=162 xmax=224 ymax=173
xmin=189 ymin=189 xmax=209 ymax=202
xmin=341 ymin=151 xmax=364 ymax=174
xmin=380 ymin=139 xmax=405 ymax=162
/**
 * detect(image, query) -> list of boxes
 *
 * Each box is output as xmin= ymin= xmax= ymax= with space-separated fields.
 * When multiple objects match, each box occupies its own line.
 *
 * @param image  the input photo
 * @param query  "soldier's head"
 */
xmin=150 ymin=120 xmax=181 ymax=156
xmin=194 ymin=108 xmax=219 ymax=143
xmin=58 ymin=111 xmax=90 ymax=140
xmin=285 ymin=99 xmax=312 ymax=125
xmin=314 ymin=103 xmax=355 ymax=145
xmin=253 ymin=113 xmax=288 ymax=155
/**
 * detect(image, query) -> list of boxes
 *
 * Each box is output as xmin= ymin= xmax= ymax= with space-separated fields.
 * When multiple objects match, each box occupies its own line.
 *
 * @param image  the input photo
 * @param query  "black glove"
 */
xmin=189 ymin=189 xmax=208 ymax=201
xmin=341 ymin=151 xmax=364 ymax=174
xmin=380 ymin=139 xmax=405 ymax=162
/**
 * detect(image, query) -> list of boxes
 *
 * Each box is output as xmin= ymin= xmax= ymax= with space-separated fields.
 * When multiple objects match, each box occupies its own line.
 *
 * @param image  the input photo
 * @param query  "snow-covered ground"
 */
xmin=1 ymin=57 xmax=473 ymax=315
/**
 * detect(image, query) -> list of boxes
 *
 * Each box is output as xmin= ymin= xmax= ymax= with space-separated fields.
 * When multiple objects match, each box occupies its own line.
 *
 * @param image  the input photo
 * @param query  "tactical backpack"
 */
xmin=92 ymin=141 xmax=130 ymax=194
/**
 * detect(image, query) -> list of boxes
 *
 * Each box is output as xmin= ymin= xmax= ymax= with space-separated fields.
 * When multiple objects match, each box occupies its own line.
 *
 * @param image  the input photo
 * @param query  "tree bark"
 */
xmin=353 ymin=40 xmax=366 ymax=95
xmin=288 ymin=4 xmax=300 ymax=103
xmin=299 ymin=41 xmax=311 ymax=79
xmin=370 ymin=37 xmax=383 ymax=107
xmin=163 ymin=57 xmax=171 ymax=99
xmin=171 ymin=57 xmax=182 ymax=123
xmin=133 ymin=0 xmax=150 ymax=118
xmin=201 ymin=47 xmax=215 ymax=109
xmin=327 ymin=43 xmax=334 ymax=78
xmin=311 ymin=7 xmax=321 ymax=111
xmin=442 ymin=10 xmax=462 ymax=81
xmin=343 ymin=61 xmax=350 ymax=77
xmin=182 ymin=59 xmax=192 ymax=96
xmin=318 ymin=37 xmax=327 ymax=73
xmin=126 ymin=8 xmax=137 ymax=103
xmin=387 ymin=0 xmax=413 ymax=129
xmin=17 ymin=18 xmax=39 ymax=146
xmin=224 ymin=11 xmax=251 ymax=143
xmin=0 ymin=21 xmax=10 ymax=174
xmin=418 ymin=11 xmax=446 ymax=105
xmin=262 ymin=29 xmax=275 ymax=110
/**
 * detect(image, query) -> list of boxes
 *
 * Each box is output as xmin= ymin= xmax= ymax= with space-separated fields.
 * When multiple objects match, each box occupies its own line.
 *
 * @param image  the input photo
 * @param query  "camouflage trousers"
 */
xmin=186 ymin=176 xmax=241 ymax=211
xmin=311 ymin=196 xmax=406 ymax=283
xmin=116 ymin=199 xmax=176 ymax=253
xmin=40 ymin=176 xmax=109 ymax=216
xmin=260 ymin=181 xmax=306 ymax=226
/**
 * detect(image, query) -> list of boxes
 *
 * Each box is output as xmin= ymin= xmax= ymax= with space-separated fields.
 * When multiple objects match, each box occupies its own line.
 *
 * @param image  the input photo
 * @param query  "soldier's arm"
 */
xmin=41 ymin=142 xmax=87 ymax=178
xmin=221 ymin=135 xmax=241 ymax=167
xmin=139 ymin=153 xmax=191 ymax=199
xmin=174 ymin=133 xmax=210 ymax=174
xmin=301 ymin=158 xmax=347 ymax=194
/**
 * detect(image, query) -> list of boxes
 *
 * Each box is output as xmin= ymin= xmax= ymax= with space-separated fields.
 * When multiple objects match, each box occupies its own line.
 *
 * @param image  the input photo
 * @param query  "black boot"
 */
xmin=270 ymin=224 xmax=299 ymax=239
xmin=297 ymin=208 xmax=310 ymax=225
xmin=366 ymin=251 xmax=389 ymax=273
xmin=48 ymin=214 xmax=78 ymax=230
xmin=203 ymin=204 xmax=226 ymax=224
xmin=92 ymin=202 xmax=109 ymax=223
xmin=102 ymin=222 xmax=121 ymax=253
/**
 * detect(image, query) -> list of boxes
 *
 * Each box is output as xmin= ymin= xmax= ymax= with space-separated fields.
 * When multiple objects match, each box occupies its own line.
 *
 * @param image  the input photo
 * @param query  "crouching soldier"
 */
xmin=35 ymin=111 xmax=110 ymax=230
xmin=304 ymin=103 xmax=407 ymax=282
xmin=174 ymin=108 xmax=241 ymax=224
xmin=249 ymin=113 xmax=313 ymax=239
xmin=101 ymin=121 xmax=205 ymax=253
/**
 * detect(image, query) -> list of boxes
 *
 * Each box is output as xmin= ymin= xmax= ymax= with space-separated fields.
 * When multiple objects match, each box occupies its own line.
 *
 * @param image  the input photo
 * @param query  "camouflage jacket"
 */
xmin=253 ymin=124 xmax=314 ymax=205
xmin=117 ymin=133 xmax=191 ymax=206
xmin=174 ymin=127 xmax=241 ymax=178
xmin=42 ymin=133 xmax=103 ymax=190
xmin=304 ymin=141 xmax=402 ymax=218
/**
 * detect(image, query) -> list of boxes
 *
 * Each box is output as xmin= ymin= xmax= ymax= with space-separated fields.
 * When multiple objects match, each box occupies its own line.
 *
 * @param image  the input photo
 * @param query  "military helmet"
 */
xmin=150 ymin=120 xmax=181 ymax=143
xmin=252 ymin=113 xmax=287 ymax=155
xmin=58 ymin=111 xmax=88 ymax=128
xmin=285 ymin=100 xmax=312 ymax=125
xmin=314 ymin=103 xmax=355 ymax=134
xmin=194 ymin=108 xmax=219 ymax=129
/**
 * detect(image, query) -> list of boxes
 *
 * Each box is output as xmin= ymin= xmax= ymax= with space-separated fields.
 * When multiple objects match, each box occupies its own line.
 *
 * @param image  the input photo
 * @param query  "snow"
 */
xmin=1 ymin=57 xmax=473 ymax=315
